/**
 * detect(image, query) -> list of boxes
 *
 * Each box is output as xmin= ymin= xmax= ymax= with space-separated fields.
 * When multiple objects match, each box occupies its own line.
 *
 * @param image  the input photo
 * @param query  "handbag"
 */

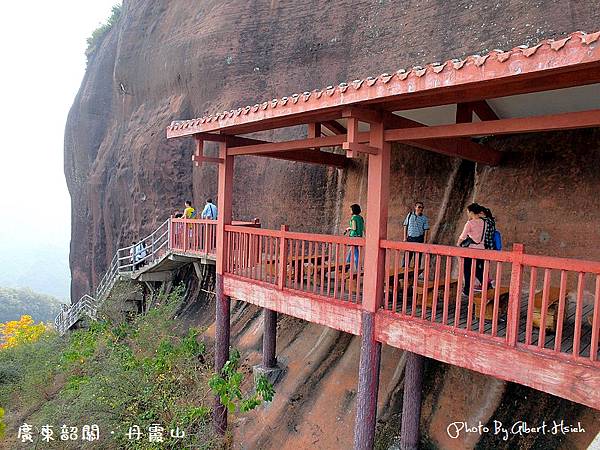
xmin=459 ymin=237 xmax=475 ymax=248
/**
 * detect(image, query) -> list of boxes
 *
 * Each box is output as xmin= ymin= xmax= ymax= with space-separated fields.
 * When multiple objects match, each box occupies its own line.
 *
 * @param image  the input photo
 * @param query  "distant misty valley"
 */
xmin=0 ymin=287 xmax=63 ymax=323
xmin=0 ymin=234 xmax=70 ymax=302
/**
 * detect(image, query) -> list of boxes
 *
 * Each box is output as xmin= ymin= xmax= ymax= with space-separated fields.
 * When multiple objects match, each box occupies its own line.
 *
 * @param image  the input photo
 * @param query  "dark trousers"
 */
xmin=403 ymin=235 xmax=424 ymax=268
xmin=463 ymin=258 xmax=484 ymax=295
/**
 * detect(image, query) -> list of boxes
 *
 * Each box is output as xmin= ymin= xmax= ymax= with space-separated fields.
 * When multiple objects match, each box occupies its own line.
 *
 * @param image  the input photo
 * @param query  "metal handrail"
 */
xmin=55 ymin=218 xmax=173 ymax=335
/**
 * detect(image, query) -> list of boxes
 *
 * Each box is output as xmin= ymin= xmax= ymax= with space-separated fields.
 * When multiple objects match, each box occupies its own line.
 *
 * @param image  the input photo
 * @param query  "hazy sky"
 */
xmin=0 ymin=1 xmax=119 ymax=297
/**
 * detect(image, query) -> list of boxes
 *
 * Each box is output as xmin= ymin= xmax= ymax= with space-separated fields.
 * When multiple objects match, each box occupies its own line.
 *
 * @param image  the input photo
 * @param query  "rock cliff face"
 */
xmin=65 ymin=0 xmax=600 ymax=447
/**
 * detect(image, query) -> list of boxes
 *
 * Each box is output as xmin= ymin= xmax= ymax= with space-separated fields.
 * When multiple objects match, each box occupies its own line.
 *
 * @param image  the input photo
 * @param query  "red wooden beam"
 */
xmin=192 ymin=155 xmax=224 ymax=164
xmin=342 ymin=142 xmax=379 ymax=155
xmin=223 ymin=275 xmax=362 ymax=335
xmin=307 ymin=122 xmax=322 ymax=138
xmin=322 ymin=120 xmax=346 ymax=135
xmin=469 ymin=100 xmax=499 ymax=121
xmin=254 ymin=148 xmax=347 ymax=168
xmin=193 ymin=131 xmax=267 ymax=147
xmin=228 ymin=133 xmax=369 ymax=156
xmin=384 ymin=109 xmax=600 ymax=141
xmin=375 ymin=311 xmax=600 ymax=410
xmin=343 ymin=106 xmax=382 ymax=124
xmin=382 ymin=110 xmax=502 ymax=166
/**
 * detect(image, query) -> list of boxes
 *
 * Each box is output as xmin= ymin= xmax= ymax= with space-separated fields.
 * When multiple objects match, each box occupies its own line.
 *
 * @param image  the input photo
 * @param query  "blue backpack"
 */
xmin=493 ymin=230 xmax=502 ymax=251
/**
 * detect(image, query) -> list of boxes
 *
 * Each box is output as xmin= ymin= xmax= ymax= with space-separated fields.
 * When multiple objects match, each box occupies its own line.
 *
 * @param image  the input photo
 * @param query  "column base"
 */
xmin=253 ymin=363 xmax=285 ymax=386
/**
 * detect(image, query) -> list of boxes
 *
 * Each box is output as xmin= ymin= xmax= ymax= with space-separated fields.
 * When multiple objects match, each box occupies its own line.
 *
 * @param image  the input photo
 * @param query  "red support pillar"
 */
xmin=214 ymin=141 xmax=234 ymax=435
xmin=263 ymin=308 xmax=277 ymax=368
xmin=400 ymin=352 xmax=424 ymax=450
xmin=354 ymin=120 xmax=390 ymax=450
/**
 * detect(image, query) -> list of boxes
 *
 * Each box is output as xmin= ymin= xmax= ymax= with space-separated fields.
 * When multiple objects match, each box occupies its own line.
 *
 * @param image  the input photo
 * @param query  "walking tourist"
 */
xmin=457 ymin=203 xmax=486 ymax=295
xmin=201 ymin=198 xmax=218 ymax=219
xmin=183 ymin=200 xmax=196 ymax=219
xmin=344 ymin=203 xmax=364 ymax=269
xmin=402 ymin=201 xmax=430 ymax=268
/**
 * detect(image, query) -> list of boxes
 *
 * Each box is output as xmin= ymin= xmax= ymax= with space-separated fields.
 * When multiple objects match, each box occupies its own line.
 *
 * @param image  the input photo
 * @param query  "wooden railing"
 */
xmin=225 ymin=225 xmax=365 ymax=303
xmin=169 ymin=218 xmax=218 ymax=255
xmin=380 ymin=241 xmax=600 ymax=366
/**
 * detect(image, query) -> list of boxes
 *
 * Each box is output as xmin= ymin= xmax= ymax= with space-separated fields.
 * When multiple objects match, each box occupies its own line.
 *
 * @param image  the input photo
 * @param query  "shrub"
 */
xmin=85 ymin=3 xmax=122 ymax=60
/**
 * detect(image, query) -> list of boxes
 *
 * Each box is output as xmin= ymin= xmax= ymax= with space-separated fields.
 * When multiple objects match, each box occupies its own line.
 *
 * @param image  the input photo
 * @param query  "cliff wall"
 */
xmin=65 ymin=1 xmax=600 ymax=447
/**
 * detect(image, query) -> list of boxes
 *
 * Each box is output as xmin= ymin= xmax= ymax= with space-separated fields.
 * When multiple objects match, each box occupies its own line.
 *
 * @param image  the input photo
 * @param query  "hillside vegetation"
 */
xmin=0 ymin=287 xmax=271 ymax=449
xmin=0 ymin=287 xmax=62 ymax=323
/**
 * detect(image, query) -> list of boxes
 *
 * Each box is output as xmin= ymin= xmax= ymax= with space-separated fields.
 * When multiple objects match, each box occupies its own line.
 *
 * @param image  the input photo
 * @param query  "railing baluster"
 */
xmin=525 ymin=267 xmax=537 ymax=346
xmin=442 ymin=256 xmax=451 ymax=326
xmin=573 ymin=272 xmax=584 ymax=358
xmin=314 ymin=241 xmax=319 ymax=294
xmin=479 ymin=260 xmax=490 ymax=334
xmin=356 ymin=246 xmax=363 ymax=304
xmin=538 ymin=269 xmax=551 ymax=348
xmin=278 ymin=226 xmax=288 ymax=290
xmin=554 ymin=270 xmax=567 ymax=352
xmin=320 ymin=242 xmax=325 ymax=296
xmin=411 ymin=252 xmax=420 ymax=317
xmin=491 ymin=263 xmax=502 ymax=337
xmin=327 ymin=243 xmax=332 ymax=297
xmin=298 ymin=239 xmax=306 ymax=291
xmin=454 ymin=257 xmax=464 ymax=328
xmin=421 ymin=253 xmax=431 ymax=319
xmin=383 ymin=249 xmax=390 ymax=310
xmin=466 ymin=257 xmax=477 ymax=331
xmin=431 ymin=255 xmax=441 ymax=323
xmin=402 ymin=252 xmax=409 ymax=315
xmin=333 ymin=243 xmax=339 ymax=299
xmin=591 ymin=275 xmax=600 ymax=362
xmin=340 ymin=244 xmax=347 ymax=300
xmin=392 ymin=250 xmax=399 ymax=313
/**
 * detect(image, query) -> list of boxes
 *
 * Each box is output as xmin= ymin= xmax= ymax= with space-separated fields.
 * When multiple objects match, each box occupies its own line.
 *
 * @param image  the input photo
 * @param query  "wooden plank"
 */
xmin=223 ymin=275 xmax=362 ymax=335
xmin=375 ymin=310 xmax=600 ymax=410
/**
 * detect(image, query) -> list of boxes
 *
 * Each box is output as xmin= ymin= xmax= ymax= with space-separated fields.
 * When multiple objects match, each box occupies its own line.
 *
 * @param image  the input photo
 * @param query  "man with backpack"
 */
xmin=201 ymin=198 xmax=218 ymax=220
xmin=403 ymin=202 xmax=430 ymax=244
xmin=402 ymin=202 xmax=430 ymax=268
xmin=183 ymin=200 xmax=196 ymax=219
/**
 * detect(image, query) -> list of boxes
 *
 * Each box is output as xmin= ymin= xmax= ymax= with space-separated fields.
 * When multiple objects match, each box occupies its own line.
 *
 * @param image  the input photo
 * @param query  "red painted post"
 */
xmin=214 ymin=141 xmax=234 ymax=435
xmin=354 ymin=311 xmax=381 ymax=450
xmin=507 ymin=243 xmax=524 ymax=346
xmin=278 ymin=225 xmax=289 ymax=290
xmin=400 ymin=352 xmax=424 ymax=450
xmin=354 ymin=120 xmax=389 ymax=450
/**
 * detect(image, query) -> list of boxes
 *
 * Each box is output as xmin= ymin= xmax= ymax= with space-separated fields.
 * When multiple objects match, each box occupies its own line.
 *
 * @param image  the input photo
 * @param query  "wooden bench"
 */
xmin=531 ymin=287 xmax=565 ymax=332
xmin=473 ymin=287 xmax=510 ymax=321
xmin=410 ymin=279 xmax=459 ymax=308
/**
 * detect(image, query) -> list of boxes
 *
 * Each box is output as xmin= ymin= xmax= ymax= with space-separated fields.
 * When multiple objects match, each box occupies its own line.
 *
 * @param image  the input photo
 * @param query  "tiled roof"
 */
xmin=167 ymin=30 xmax=600 ymax=137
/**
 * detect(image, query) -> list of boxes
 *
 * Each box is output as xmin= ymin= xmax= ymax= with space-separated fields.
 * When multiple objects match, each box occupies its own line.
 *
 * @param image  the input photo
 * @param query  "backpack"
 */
xmin=482 ymin=217 xmax=496 ymax=250
xmin=493 ymin=230 xmax=502 ymax=251
xmin=190 ymin=208 xmax=197 ymax=219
